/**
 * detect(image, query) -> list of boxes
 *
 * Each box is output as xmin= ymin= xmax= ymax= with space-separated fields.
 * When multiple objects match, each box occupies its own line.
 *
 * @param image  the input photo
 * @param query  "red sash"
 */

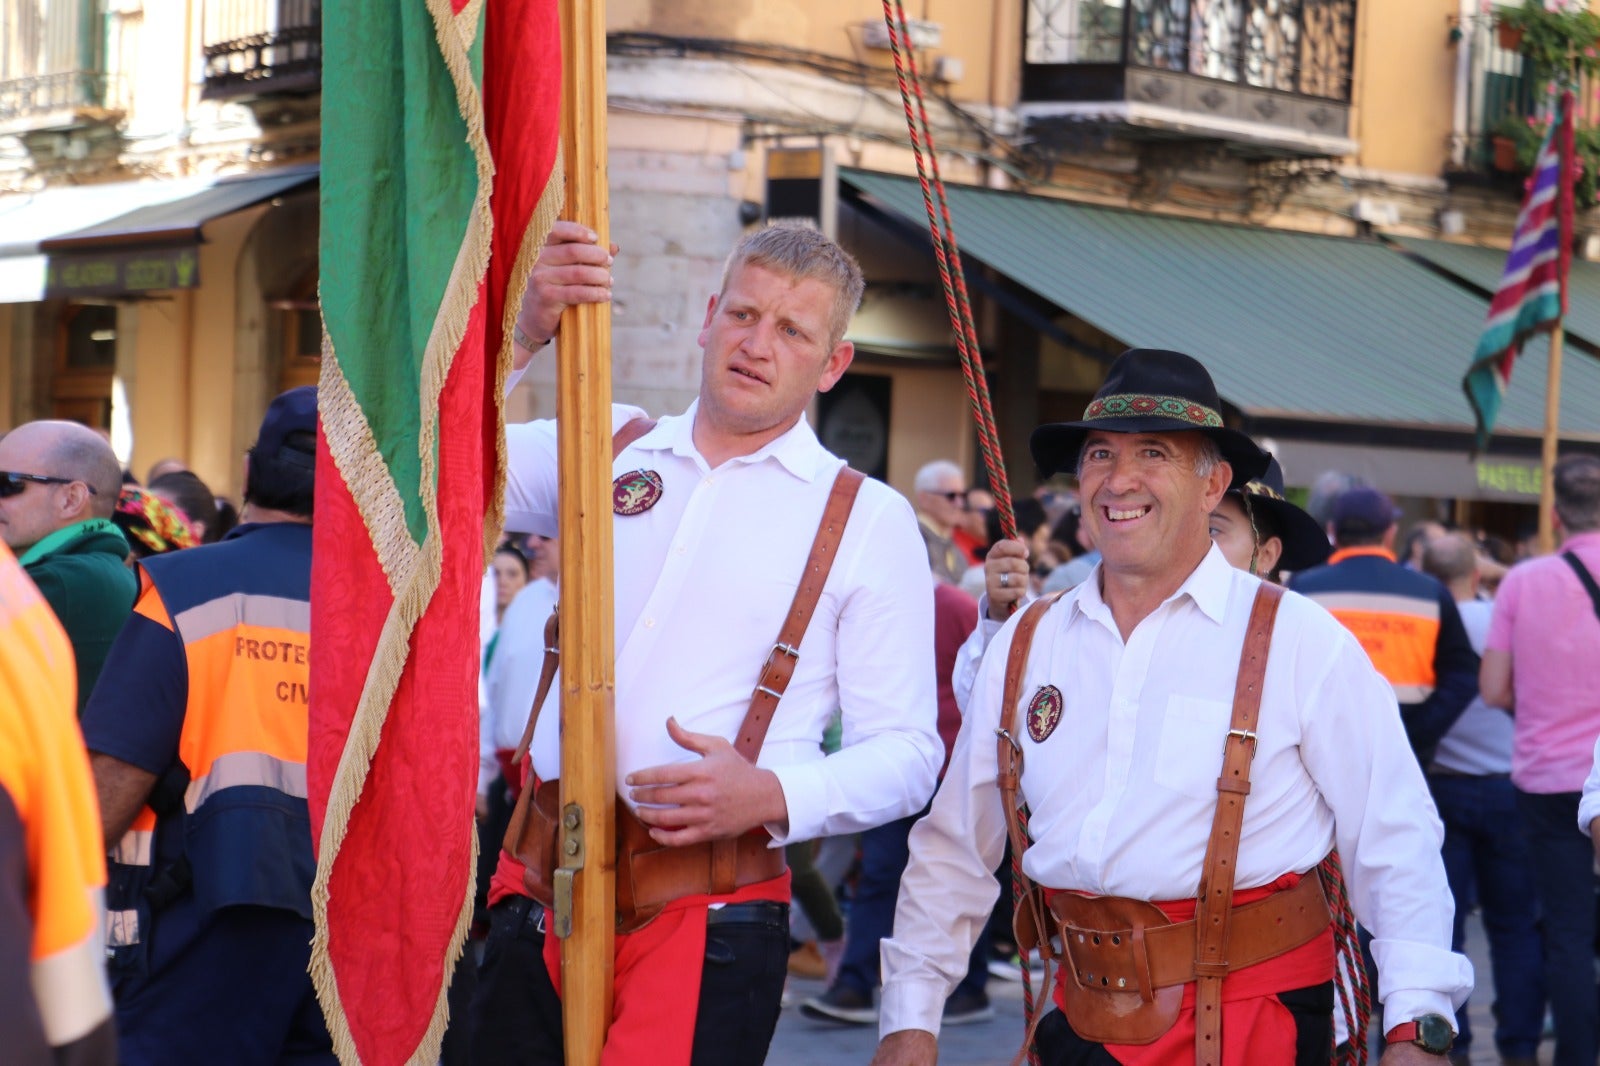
xmin=540 ymin=871 xmax=791 ymax=1066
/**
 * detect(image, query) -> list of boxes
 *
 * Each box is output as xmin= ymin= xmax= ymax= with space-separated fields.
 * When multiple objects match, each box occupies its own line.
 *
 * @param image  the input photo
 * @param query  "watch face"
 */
xmin=1416 ymin=1013 xmax=1454 ymax=1053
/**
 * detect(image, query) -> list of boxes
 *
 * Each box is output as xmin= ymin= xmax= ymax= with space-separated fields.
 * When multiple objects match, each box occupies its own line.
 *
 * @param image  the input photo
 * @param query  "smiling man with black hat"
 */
xmin=872 ymin=349 xmax=1471 ymax=1066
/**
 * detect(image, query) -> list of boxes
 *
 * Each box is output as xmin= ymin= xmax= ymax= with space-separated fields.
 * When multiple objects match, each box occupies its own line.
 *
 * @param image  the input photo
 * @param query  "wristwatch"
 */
xmin=1384 ymin=1013 xmax=1454 ymax=1055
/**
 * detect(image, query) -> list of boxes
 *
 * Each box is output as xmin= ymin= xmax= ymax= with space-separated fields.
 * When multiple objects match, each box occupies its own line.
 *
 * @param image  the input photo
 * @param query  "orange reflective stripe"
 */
xmin=185 ymin=751 xmax=307 ymax=812
xmin=172 ymin=593 xmax=310 ymax=645
xmin=33 ymin=897 xmax=113 ymax=1046
xmin=0 ymin=544 xmax=108 ymax=978
xmin=177 ymin=625 xmax=309 ymax=780
xmin=1325 ymin=607 xmax=1440 ymax=692
xmin=132 ymin=574 xmax=175 ymax=631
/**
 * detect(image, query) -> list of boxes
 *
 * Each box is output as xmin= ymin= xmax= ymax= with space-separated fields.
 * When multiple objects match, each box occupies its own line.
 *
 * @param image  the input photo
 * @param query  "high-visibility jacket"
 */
xmin=104 ymin=522 xmax=313 ymax=972
xmin=0 ymin=542 xmax=115 ymax=1063
xmin=1290 ymin=545 xmax=1480 ymax=757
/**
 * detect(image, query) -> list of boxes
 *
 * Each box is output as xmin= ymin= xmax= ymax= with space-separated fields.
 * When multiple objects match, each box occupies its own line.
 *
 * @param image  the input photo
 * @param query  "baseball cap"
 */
xmin=1331 ymin=486 xmax=1399 ymax=537
xmin=255 ymin=386 xmax=317 ymax=469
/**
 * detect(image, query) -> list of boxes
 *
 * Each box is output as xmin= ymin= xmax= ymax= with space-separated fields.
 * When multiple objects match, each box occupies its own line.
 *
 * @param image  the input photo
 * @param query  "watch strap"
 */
xmin=1383 ymin=1022 xmax=1420 ymax=1044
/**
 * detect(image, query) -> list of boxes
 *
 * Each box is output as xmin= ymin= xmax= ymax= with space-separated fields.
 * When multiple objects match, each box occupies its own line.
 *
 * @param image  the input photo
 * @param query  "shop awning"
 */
xmin=841 ymin=168 xmax=1600 ymax=441
xmin=1391 ymin=234 xmax=1600 ymax=352
xmin=0 ymin=165 xmax=317 ymax=302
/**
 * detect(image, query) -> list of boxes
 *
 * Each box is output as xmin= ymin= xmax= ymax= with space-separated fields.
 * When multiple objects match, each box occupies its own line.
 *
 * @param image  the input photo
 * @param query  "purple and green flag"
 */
xmin=1464 ymin=90 xmax=1574 ymax=452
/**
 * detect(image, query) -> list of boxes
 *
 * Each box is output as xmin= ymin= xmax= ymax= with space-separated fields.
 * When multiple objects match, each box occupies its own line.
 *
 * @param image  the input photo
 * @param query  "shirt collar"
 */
xmin=631 ymin=399 xmax=827 ymax=482
xmin=1066 ymin=541 xmax=1234 ymax=631
xmin=1328 ymin=545 xmax=1396 ymax=565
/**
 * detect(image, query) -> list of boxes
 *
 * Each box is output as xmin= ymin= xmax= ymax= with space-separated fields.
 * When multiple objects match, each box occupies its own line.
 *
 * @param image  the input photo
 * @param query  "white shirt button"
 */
xmin=643 ymin=617 xmax=656 ymax=628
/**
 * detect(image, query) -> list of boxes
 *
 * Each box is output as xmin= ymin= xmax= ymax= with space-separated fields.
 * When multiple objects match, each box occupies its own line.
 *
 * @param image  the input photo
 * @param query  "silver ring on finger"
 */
xmin=1000 ymin=571 xmax=1012 ymax=588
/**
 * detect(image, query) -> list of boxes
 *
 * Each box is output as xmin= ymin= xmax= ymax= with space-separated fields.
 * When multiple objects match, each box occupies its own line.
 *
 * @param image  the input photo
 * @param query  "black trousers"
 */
xmin=469 ymin=895 xmax=790 ymax=1066
xmin=1033 ymin=982 xmax=1334 ymax=1066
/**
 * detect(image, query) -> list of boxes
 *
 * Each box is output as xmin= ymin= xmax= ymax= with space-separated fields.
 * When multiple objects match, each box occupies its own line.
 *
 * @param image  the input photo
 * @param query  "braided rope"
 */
xmin=878 ymin=3 xmax=1038 ymax=1058
xmin=1319 ymin=852 xmax=1372 ymax=1065
xmin=880 ymin=0 xmax=1017 ymax=546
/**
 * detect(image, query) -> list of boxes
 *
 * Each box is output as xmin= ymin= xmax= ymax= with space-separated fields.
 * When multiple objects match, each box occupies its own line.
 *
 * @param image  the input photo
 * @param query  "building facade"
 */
xmin=0 ymin=0 xmax=1591 ymax=521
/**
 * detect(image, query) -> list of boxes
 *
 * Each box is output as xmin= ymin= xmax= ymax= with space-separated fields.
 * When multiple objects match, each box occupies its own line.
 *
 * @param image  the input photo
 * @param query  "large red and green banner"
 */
xmin=309 ymin=2 xmax=562 ymax=1061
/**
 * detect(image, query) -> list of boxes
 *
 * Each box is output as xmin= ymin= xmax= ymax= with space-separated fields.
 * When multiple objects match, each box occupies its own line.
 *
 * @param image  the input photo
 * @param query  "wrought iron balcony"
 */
xmin=0 ymin=0 xmax=120 ymax=134
xmin=1447 ymin=12 xmax=1600 ymax=182
xmin=201 ymin=0 xmax=322 ymax=101
xmin=1021 ymin=0 xmax=1358 ymax=159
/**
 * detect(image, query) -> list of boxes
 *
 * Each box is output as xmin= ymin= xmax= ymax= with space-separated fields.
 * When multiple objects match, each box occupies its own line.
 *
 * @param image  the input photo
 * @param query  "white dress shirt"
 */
xmin=479 ymin=577 xmax=559 ymax=795
xmin=880 ymin=544 xmax=1472 ymax=1038
xmin=502 ymin=401 xmax=943 ymax=844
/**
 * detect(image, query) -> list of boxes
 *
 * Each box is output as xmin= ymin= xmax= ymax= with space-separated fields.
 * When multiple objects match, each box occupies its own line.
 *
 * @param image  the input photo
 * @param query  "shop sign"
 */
xmin=45 ymin=246 xmax=200 ymax=297
xmin=1475 ymin=461 xmax=1541 ymax=498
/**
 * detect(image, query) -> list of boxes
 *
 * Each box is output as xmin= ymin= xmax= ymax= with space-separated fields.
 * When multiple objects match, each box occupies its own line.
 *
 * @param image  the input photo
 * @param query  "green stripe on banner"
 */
xmin=320 ymin=0 xmax=478 ymax=547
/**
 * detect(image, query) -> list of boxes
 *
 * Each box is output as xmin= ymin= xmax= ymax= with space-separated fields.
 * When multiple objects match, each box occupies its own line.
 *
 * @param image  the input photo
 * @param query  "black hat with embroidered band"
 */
xmin=1234 ymin=456 xmax=1333 ymax=573
xmin=1030 ymin=349 xmax=1270 ymax=490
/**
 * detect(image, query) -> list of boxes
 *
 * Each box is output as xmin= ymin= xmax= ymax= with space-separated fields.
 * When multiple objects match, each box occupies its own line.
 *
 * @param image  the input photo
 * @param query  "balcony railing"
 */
xmin=201 ymin=0 xmax=322 ymax=101
xmin=1450 ymin=12 xmax=1600 ymax=178
xmin=0 ymin=0 xmax=115 ymax=128
xmin=1022 ymin=0 xmax=1358 ymax=154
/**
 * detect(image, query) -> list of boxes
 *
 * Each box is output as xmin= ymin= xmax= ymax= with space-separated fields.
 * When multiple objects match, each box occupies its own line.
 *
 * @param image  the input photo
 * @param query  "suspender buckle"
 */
xmin=772 ymin=642 xmax=800 ymax=660
xmin=995 ymin=727 xmax=1022 ymax=753
xmin=1226 ymin=728 xmax=1257 ymax=744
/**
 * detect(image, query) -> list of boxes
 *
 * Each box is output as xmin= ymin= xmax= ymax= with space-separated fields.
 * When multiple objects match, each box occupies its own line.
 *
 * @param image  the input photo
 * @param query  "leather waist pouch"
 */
xmin=505 ymin=779 xmax=786 ymax=934
xmin=1041 ymin=871 xmax=1331 ymax=1046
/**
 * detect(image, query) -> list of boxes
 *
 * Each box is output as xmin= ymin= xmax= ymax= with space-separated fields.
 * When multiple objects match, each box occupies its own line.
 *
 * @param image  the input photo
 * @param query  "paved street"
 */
xmin=765 ymin=911 xmax=1532 ymax=1065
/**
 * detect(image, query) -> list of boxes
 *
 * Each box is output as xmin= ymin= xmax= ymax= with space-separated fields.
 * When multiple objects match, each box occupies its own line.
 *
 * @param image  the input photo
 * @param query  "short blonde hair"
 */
xmin=720 ymin=222 xmax=865 ymax=347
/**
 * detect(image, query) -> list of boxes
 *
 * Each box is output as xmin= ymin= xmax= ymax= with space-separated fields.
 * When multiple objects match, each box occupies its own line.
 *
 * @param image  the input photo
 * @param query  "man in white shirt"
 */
xmin=1418 ymin=534 xmax=1541 ymax=1066
xmin=473 ymin=221 xmax=942 ymax=1066
xmin=872 ymin=348 xmax=1471 ymax=1066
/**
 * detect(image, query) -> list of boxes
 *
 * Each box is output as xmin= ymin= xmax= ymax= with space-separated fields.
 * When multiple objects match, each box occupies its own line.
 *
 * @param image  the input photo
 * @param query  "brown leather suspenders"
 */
xmin=504 ymin=417 xmax=866 ymax=929
xmin=1193 ymin=582 xmax=1284 ymax=1065
xmin=999 ymin=582 xmax=1304 ymax=1063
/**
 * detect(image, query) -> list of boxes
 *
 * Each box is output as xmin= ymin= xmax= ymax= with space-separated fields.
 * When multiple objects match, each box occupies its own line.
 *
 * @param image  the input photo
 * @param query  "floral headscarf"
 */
xmin=114 ymin=486 xmax=200 ymax=557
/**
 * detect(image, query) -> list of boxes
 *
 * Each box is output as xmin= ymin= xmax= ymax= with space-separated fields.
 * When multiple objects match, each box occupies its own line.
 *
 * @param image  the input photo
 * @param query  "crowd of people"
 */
xmin=3 ymin=217 xmax=1600 ymax=1066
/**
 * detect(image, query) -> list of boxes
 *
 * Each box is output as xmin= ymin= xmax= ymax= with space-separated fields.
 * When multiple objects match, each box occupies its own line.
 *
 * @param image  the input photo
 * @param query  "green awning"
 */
xmin=842 ymin=169 xmax=1600 ymax=440
xmin=1392 ymin=234 xmax=1600 ymax=352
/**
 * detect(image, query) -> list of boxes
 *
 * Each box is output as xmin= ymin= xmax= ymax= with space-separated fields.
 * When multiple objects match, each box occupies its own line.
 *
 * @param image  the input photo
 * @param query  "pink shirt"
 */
xmin=1486 ymin=530 xmax=1600 ymax=792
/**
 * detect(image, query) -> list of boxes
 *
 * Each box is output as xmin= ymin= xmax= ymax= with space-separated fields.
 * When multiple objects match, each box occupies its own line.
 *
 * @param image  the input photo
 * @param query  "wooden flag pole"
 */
xmin=1538 ymin=324 xmax=1565 ymax=555
xmin=556 ymin=0 xmax=616 ymax=1061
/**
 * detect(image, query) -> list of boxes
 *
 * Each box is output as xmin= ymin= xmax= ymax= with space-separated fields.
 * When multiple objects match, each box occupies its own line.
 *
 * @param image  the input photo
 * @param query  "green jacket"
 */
xmin=22 ymin=519 xmax=137 ymax=713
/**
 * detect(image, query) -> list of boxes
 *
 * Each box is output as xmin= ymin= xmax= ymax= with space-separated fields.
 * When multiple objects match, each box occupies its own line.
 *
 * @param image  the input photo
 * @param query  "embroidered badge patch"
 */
xmin=1027 ymin=685 xmax=1064 ymax=743
xmin=612 ymin=470 xmax=664 ymax=516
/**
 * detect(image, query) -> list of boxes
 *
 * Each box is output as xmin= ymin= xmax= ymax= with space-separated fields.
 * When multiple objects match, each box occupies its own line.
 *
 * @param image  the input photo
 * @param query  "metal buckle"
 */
xmin=1226 ymin=728 xmax=1257 ymax=744
xmin=760 ymin=641 xmax=801 ymax=675
xmin=995 ymin=727 xmax=1022 ymax=753
xmin=756 ymin=684 xmax=783 ymax=699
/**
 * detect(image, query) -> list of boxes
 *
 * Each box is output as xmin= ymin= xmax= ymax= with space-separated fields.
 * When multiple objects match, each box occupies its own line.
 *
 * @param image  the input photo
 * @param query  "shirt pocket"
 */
xmin=1152 ymin=695 xmax=1231 ymax=800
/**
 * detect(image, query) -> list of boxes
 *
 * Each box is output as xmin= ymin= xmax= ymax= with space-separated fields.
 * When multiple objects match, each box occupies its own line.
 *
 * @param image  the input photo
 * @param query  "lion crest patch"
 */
xmin=1027 ymin=685 xmax=1064 ymax=743
xmin=612 ymin=470 xmax=664 ymax=516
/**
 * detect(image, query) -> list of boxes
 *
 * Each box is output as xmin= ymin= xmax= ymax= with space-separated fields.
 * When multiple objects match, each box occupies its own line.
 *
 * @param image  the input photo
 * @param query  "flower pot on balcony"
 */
xmin=1492 ymin=135 xmax=1520 ymax=172
xmin=1497 ymin=21 xmax=1524 ymax=51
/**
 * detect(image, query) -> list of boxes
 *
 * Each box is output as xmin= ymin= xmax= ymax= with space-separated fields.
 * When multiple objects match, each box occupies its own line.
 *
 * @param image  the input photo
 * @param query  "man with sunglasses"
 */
xmin=913 ymin=459 xmax=969 ymax=586
xmin=0 ymin=420 xmax=134 ymax=712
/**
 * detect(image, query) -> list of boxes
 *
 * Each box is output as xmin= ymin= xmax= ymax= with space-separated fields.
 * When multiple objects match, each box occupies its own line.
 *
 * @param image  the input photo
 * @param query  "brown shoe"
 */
xmin=788 ymin=940 xmax=827 ymax=980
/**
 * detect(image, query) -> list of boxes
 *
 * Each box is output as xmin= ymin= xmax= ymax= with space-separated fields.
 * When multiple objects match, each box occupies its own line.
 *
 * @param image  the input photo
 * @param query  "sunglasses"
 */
xmin=0 ymin=471 xmax=95 ymax=499
xmin=934 ymin=491 xmax=968 ymax=504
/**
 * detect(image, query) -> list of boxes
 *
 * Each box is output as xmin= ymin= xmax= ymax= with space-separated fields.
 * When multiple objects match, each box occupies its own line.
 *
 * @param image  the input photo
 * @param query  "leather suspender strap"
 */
xmin=735 ymin=466 xmax=865 ymax=761
xmin=1562 ymin=551 xmax=1600 ymax=626
xmin=706 ymin=464 xmax=864 ymax=890
xmin=996 ymin=592 xmax=1066 ymax=971
xmin=1192 ymin=582 xmax=1285 ymax=1066
xmin=512 ymin=417 xmax=657 ymax=764
xmin=997 ymin=596 xmax=1062 ymax=875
